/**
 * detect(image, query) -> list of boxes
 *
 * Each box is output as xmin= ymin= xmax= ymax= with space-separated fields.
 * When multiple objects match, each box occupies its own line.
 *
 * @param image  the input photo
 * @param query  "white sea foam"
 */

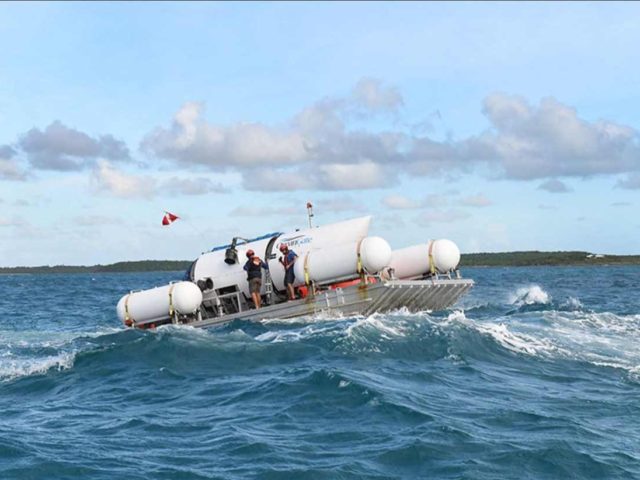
xmin=444 ymin=309 xmax=468 ymax=325
xmin=0 ymin=327 xmax=126 ymax=382
xmin=543 ymin=311 xmax=640 ymax=345
xmin=0 ymin=327 xmax=123 ymax=349
xmin=446 ymin=306 xmax=640 ymax=377
xmin=476 ymin=322 xmax=564 ymax=357
xmin=509 ymin=285 xmax=550 ymax=306
xmin=260 ymin=310 xmax=349 ymax=325
xmin=384 ymin=307 xmax=433 ymax=318
xmin=255 ymin=322 xmax=339 ymax=343
xmin=562 ymin=296 xmax=584 ymax=310
xmin=0 ymin=351 xmax=77 ymax=381
xmin=441 ymin=308 xmax=561 ymax=357
xmin=255 ymin=330 xmax=304 ymax=343
xmin=545 ymin=311 xmax=640 ymax=375
xmin=255 ymin=310 xmax=419 ymax=351
xmin=344 ymin=313 xmax=408 ymax=340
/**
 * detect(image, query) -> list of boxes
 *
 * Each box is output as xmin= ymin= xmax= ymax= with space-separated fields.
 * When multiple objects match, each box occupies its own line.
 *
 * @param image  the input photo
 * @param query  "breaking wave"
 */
xmin=3 ymin=304 xmax=640 ymax=383
xmin=0 ymin=351 xmax=77 ymax=381
xmin=509 ymin=284 xmax=551 ymax=305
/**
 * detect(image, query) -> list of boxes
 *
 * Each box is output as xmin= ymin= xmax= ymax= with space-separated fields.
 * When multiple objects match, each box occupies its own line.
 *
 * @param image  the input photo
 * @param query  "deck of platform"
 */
xmin=188 ymin=278 xmax=474 ymax=329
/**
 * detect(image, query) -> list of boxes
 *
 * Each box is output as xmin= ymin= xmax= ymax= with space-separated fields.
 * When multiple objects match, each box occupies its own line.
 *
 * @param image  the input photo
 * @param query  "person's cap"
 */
xmin=246 ymin=249 xmax=255 ymax=258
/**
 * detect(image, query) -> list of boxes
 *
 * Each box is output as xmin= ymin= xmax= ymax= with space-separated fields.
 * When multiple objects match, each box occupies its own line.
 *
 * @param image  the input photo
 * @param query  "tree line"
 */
xmin=1 ymin=252 xmax=639 ymax=274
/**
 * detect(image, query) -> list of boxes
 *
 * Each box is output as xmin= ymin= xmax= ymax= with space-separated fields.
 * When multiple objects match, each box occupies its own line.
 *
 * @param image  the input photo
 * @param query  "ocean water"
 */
xmin=1 ymin=266 xmax=639 ymax=479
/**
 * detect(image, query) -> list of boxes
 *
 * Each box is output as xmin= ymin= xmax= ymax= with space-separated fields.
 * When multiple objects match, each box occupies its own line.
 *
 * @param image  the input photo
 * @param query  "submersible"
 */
xmin=116 ymin=216 xmax=474 ymax=329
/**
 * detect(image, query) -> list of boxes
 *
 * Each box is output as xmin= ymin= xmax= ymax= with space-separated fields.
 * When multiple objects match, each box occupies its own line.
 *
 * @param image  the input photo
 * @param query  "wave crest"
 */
xmin=509 ymin=285 xmax=551 ymax=306
xmin=0 ymin=351 xmax=77 ymax=381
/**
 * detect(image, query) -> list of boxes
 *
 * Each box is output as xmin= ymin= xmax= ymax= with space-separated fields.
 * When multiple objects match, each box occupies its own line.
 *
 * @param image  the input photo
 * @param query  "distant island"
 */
xmin=0 ymin=252 xmax=639 ymax=274
xmin=461 ymin=251 xmax=640 ymax=267
xmin=0 ymin=260 xmax=193 ymax=275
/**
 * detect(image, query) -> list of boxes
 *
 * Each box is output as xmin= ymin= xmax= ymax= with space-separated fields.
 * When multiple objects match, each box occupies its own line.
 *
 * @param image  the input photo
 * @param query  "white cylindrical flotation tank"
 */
xmin=389 ymin=239 xmax=461 ymax=279
xmin=293 ymin=236 xmax=392 ymax=286
xmin=116 ymin=281 xmax=203 ymax=325
xmin=360 ymin=236 xmax=393 ymax=273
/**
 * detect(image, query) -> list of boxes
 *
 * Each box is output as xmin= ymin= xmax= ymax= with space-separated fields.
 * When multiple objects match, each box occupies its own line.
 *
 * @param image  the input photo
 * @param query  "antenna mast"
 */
xmin=306 ymin=201 xmax=314 ymax=228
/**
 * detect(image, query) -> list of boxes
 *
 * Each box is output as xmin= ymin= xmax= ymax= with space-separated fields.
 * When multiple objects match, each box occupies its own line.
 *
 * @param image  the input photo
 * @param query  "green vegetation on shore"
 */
xmin=1 ymin=251 xmax=639 ymax=275
xmin=461 ymin=251 xmax=640 ymax=267
xmin=0 ymin=260 xmax=193 ymax=275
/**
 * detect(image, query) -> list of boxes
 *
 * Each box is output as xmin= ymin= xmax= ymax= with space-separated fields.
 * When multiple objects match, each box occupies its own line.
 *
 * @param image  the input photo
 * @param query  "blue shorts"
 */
xmin=284 ymin=269 xmax=295 ymax=286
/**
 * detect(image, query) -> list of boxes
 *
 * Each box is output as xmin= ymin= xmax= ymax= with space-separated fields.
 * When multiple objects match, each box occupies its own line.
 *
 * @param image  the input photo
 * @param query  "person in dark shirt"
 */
xmin=278 ymin=244 xmax=298 ymax=301
xmin=243 ymin=249 xmax=268 ymax=309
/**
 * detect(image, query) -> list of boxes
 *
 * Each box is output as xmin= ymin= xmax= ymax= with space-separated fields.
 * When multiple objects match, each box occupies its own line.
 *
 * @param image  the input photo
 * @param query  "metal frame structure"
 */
xmin=155 ymin=275 xmax=474 ymax=330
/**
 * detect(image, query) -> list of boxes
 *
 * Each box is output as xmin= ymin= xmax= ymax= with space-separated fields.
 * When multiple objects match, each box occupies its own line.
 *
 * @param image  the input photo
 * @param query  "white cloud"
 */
xmin=141 ymin=102 xmax=308 ymax=168
xmin=0 ymin=158 xmax=27 ymax=181
xmin=25 ymin=81 xmax=634 ymax=195
xmin=382 ymin=193 xmax=453 ymax=210
xmin=470 ymin=94 xmax=640 ymax=179
xmin=242 ymin=161 xmax=394 ymax=192
xmin=538 ymin=179 xmax=572 ymax=193
xmin=0 ymin=145 xmax=14 ymax=157
xmin=377 ymin=213 xmax=407 ymax=230
xmin=314 ymin=195 xmax=368 ymax=213
xmin=351 ymin=77 xmax=403 ymax=113
xmin=405 ymin=137 xmax=465 ymax=176
xmin=242 ymin=167 xmax=316 ymax=191
xmin=0 ymin=145 xmax=27 ymax=180
xmin=382 ymin=194 xmax=421 ymax=209
xmin=143 ymin=85 xmax=640 ymax=191
xmin=91 ymin=160 xmax=156 ymax=198
xmin=316 ymin=161 xmax=391 ymax=190
xmin=460 ymin=193 xmax=492 ymax=207
xmin=228 ymin=196 xmax=366 ymax=218
xmin=140 ymin=79 xmax=407 ymax=191
xmin=422 ymin=194 xmax=449 ymax=208
xmin=419 ymin=208 xmax=470 ymax=224
xmin=19 ymin=121 xmax=129 ymax=171
xmin=161 ymin=177 xmax=229 ymax=196
xmin=0 ymin=216 xmax=28 ymax=228
xmin=228 ymin=205 xmax=300 ymax=217
xmin=617 ymin=173 xmax=640 ymax=190
xmin=90 ymin=161 xmax=233 ymax=199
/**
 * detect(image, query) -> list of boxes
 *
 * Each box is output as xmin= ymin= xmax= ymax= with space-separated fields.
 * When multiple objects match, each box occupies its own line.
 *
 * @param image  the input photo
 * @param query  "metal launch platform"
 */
xmin=154 ymin=276 xmax=474 ymax=329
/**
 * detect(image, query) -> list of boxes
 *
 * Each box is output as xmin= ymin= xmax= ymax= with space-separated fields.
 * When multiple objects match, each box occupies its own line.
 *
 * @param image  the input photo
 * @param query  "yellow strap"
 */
xmin=124 ymin=293 xmax=133 ymax=325
xmin=356 ymin=239 xmax=364 ymax=274
xmin=303 ymin=253 xmax=310 ymax=286
xmin=356 ymin=239 xmax=366 ymax=283
xmin=428 ymin=240 xmax=435 ymax=275
xmin=168 ymin=284 xmax=175 ymax=316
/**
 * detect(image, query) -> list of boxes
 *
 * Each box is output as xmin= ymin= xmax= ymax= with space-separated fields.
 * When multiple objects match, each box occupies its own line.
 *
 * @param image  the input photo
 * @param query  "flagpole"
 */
xmin=306 ymin=202 xmax=314 ymax=228
xmin=162 ymin=210 xmax=210 ymax=255
xmin=183 ymin=217 xmax=210 ymax=252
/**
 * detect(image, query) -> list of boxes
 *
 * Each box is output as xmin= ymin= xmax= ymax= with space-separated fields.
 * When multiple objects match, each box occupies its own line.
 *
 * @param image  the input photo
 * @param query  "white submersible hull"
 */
xmin=116 ymin=216 xmax=474 ymax=329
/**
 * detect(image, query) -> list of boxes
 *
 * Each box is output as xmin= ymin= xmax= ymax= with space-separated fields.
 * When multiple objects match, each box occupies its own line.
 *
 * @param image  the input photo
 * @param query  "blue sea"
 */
xmin=1 ymin=266 xmax=639 ymax=479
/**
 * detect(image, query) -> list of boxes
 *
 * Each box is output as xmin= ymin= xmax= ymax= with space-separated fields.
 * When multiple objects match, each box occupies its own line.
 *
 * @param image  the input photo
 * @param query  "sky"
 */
xmin=0 ymin=1 xmax=639 ymax=267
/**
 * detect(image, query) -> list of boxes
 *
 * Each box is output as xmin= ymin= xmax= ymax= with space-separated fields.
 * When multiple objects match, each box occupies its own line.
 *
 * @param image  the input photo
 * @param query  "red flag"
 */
xmin=162 ymin=211 xmax=179 ymax=226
